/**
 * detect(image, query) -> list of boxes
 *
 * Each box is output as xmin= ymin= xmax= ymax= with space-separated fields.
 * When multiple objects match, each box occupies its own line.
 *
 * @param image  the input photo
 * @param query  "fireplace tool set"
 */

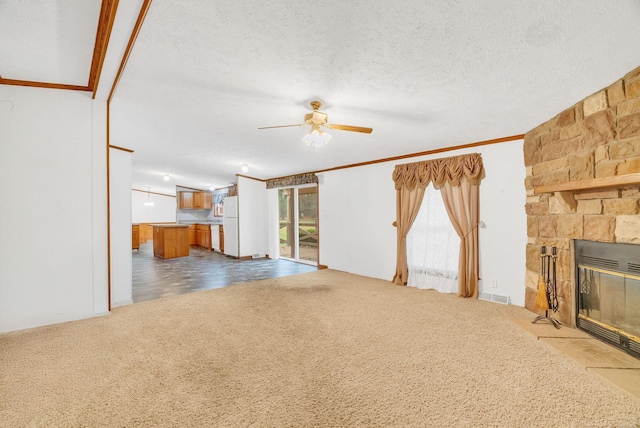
xmin=532 ymin=244 xmax=561 ymax=329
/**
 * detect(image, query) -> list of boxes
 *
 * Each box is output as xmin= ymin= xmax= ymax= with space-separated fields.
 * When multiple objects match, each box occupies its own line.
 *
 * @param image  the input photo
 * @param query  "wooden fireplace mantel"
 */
xmin=534 ymin=173 xmax=640 ymax=195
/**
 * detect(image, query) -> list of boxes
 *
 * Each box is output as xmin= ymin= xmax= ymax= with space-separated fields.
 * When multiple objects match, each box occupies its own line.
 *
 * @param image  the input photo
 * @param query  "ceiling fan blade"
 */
xmin=326 ymin=124 xmax=373 ymax=134
xmin=258 ymin=124 xmax=304 ymax=130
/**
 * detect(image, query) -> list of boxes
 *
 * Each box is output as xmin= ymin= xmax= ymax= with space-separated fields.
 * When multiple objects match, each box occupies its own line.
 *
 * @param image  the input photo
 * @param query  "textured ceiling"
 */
xmin=3 ymin=1 xmax=640 ymax=196
xmin=0 ymin=0 xmax=102 ymax=85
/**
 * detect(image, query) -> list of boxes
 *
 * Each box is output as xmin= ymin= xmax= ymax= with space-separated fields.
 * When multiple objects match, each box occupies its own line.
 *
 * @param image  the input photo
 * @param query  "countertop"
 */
xmin=149 ymin=224 xmax=190 ymax=228
xmin=178 ymin=221 xmax=223 ymax=225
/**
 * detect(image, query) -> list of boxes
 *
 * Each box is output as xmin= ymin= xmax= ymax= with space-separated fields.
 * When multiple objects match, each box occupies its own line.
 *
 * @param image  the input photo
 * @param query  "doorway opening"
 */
xmin=278 ymin=185 xmax=318 ymax=265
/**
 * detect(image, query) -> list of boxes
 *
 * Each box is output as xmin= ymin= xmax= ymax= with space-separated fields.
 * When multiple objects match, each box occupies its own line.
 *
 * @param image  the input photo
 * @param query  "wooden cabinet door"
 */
xmin=204 ymin=228 xmax=211 ymax=249
xmin=193 ymin=192 xmax=204 ymax=209
xmin=132 ymin=225 xmax=140 ymax=250
xmin=203 ymin=192 xmax=213 ymax=209
xmin=180 ymin=192 xmax=193 ymax=209
xmin=189 ymin=225 xmax=195 ymax=245
xmin=139 ymin=224 xmax=153 ymax=243
xmin=219 ymin=225 xmax=224 ymax=253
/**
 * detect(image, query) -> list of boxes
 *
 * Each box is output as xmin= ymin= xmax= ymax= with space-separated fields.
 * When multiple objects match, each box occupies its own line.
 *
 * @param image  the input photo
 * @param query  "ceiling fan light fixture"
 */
xmin=302 ymin=129 xmax=332 ymax=149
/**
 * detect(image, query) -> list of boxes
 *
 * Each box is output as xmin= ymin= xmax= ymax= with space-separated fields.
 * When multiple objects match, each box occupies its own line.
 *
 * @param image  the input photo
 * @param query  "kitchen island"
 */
xmin=152 ymin=224 xmax=190 ymax=259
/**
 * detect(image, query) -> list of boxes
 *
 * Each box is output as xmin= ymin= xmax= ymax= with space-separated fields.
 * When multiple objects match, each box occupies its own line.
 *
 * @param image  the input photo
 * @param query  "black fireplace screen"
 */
xmin=575 ymin=240 xmax=640 ymax=358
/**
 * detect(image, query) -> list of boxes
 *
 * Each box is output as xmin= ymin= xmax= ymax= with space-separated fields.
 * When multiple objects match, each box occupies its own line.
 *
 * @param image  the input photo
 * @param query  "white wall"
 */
xmin=110 ymin=148 xmax=133 ymax=307
xmin=132 ymin=190 xmax=177 ymax=223
xmin=92 ymin=102 xmax=110 ymax=314
xmin=477 ymin=141 xmax=528 ymax=305
xmin=238 ymin=176 xmax=268 ymax=257
xmin=319 ymin=140 xmax=527 ymax=306
xmin=319 ymin=165 xmax=397 ymax=280
xmin=0 ymin=85 xmax=109 ymax=333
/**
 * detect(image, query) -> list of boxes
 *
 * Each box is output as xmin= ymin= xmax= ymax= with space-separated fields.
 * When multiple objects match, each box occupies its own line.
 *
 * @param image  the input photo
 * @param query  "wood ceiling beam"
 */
xmin=90 ymin=0 xmax=120 ymax=98
xmin=0 ymin=77 xmax=90 ymax=92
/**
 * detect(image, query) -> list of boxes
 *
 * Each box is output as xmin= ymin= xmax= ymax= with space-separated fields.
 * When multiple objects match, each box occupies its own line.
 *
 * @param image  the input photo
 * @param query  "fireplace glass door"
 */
xmin=575 ymin=239 xmax=640 ymax=358
xmin=578 ymin=266 xmax=640 ymax=339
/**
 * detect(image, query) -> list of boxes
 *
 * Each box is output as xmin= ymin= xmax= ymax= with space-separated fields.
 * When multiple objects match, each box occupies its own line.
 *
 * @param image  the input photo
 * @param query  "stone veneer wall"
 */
xmin=523 ymin=65 xmax=640 ymax=325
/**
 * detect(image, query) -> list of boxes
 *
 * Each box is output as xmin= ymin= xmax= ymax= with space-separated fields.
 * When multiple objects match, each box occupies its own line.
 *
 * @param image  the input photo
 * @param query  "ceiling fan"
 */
xmin=258 ymin=101 xmax=373 ymax=149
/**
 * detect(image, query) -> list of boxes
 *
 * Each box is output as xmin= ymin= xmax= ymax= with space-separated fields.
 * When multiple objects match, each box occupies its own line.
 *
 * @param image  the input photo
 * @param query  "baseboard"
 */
xmin=318 ymin=264 xmax=329 ymax=270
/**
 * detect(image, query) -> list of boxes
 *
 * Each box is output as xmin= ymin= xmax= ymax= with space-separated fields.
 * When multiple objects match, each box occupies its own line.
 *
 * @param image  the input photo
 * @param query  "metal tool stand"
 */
xmin=532 ymin=245 xmax=562 ymax=329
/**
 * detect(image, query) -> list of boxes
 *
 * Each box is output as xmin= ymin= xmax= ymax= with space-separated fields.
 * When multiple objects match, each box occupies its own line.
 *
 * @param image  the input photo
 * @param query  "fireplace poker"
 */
xmin=545 ymin=247 xmax=552 ymax=309
xmin=551 ymin=246 xmax=559 ymax=312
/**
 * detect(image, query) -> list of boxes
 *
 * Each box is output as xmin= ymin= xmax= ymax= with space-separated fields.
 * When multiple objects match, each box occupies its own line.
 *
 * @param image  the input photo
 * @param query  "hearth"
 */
xmin=575 ymin=240 xmax=640 ymax=358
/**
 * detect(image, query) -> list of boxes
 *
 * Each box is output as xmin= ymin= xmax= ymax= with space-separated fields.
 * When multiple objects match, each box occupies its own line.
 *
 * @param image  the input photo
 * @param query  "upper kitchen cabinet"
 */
xmin=179 ymin=192 xmax=193 ymax=209
xmin=194 ymin=191 xmax=212 ymax=209
xmin=179 ymin=191 xmax=212 ymax=210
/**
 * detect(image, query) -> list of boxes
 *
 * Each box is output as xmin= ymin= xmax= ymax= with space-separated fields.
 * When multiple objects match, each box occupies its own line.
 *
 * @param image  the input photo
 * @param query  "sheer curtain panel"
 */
xmin=407 ymin=185 xmax=459 ymax=293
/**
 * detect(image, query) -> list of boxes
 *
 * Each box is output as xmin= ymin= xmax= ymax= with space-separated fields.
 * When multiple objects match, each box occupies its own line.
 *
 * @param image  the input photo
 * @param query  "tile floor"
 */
xmin=512 ymin=318 xmax=640 ymax=403
xmin=132 ymin=242 xmax=318 ymax=303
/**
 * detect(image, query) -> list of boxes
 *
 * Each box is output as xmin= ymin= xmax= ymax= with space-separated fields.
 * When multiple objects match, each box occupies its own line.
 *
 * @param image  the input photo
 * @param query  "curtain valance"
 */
xmin=392 ymin=153 xmax=484 ymax=190
xmin=266 ymin=173 xmax=318 ymax=189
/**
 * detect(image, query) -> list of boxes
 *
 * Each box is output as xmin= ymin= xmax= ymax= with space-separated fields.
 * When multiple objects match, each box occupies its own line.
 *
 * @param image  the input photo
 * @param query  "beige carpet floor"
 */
xmin=1 ymin=270 xmax=639 ymax=427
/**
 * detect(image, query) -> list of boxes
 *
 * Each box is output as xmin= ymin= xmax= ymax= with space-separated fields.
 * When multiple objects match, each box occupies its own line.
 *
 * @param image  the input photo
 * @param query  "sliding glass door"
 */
xmin=278 ymin=185 xmax=318 ymax=264
xmin=279 ymin=188 xmax=294 ymax=259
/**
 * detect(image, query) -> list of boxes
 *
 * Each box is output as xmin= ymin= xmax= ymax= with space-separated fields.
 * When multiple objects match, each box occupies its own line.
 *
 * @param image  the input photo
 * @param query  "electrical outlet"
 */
xmin=491 ymin=279 xmax=498 ymax=288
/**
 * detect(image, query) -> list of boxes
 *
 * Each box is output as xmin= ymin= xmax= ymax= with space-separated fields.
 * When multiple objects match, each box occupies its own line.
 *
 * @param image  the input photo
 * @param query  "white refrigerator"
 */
xmin=223 ymin=196 xmax=238 ymax=257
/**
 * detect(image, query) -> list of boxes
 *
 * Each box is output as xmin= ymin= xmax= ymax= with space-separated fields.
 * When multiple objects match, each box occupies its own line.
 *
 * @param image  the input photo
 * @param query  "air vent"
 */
xmin=478 ymin=293 xmax=510 ymax=305
xmin=628 ymin=263 xmax=640 ymax=275
xmin=578 ymin=318 xmax=620 ymax=344
xmin=578 ymin=255 xmax=619 ymax=270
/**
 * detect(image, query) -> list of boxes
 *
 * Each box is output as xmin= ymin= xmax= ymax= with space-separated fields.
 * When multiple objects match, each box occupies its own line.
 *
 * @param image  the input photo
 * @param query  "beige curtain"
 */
xmin=440 ymin=179 xmax=480 ymax=297
xmin=392 ymin=153 xmax=484 ymax=291
xmin=391 ymin=185 xmax=426 ymax=285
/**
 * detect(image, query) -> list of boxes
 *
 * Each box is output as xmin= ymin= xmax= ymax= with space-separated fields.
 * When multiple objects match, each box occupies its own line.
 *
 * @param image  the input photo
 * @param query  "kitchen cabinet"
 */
xmin=193 ymin=192 xmax=203 ymax=209
xmin=219 ymin=225 xmax=224 ymax=253
xmin=132 ymin=224 xmax=140 ymax=250
xmin=152 ymin=225 xmax=190 ymax=258
xmin=189 ymin=225 xmax=196 ymax=245
xmin=180 ymin=191 xmax=212 ymax=210
xmin=195 ymin=224 xmax=211 ymax=250
xmin=193 ymin=192 xmax=213 ymax=209
xmin=195 ymin=228 xmax=202 ymax=246
xmin=204 ymin=230 xmax=211 ymax=249
xmin=179 ymin=192 xmax=193 ymax=209
xmin=139 ymin=224 xmax=153 ymax=243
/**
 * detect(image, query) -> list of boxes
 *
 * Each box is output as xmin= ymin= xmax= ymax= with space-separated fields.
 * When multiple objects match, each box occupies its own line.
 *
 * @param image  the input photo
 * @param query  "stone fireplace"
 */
xmin=523 ymin=65 xmax=640 ymax=329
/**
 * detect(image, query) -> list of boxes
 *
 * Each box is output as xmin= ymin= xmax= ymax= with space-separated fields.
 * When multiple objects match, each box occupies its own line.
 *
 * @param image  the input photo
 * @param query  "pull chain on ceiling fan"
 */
xmin=258 ymin=100 xmax=373 ymax=149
